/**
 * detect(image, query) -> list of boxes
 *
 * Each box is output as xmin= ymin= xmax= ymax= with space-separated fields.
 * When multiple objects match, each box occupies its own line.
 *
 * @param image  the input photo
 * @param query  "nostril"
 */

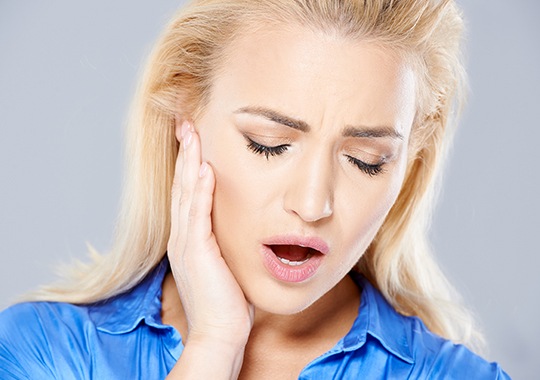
xmin=285 ymin=200 xmax=333 ymax=223
xmin=282 ymin=161 xmax=334 ymax=222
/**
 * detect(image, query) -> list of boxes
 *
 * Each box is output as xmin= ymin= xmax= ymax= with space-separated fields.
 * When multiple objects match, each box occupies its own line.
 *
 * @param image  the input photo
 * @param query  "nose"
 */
xmin=283 ymin=151 xmax=334 ymax=223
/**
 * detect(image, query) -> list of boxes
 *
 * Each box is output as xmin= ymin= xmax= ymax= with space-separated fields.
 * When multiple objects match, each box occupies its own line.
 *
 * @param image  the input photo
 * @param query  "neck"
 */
xmin=161 ymin=272 xmax=360 ymax=346
xmin=250 ymin=276 xmax=360 ymax=341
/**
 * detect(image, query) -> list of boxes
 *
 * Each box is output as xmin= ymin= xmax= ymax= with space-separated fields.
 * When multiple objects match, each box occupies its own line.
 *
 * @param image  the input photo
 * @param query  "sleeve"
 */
xmin=0 ymin=303 xmax=57 ymax=379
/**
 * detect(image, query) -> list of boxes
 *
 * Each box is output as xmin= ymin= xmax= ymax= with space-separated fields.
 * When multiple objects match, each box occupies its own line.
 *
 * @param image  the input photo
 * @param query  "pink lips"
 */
xmin=262 ymin=235 xmax=330 ymax=255
xmin=260 ymin=235 xmax=329 ymax=283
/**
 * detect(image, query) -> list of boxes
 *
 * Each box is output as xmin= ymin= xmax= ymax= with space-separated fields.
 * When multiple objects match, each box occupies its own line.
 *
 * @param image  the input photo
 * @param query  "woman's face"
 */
xmin=196 ymin=24 xmax=417 ymax=314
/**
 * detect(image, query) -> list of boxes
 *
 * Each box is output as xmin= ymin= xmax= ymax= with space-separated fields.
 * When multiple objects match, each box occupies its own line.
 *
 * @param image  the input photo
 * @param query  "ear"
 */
xmin=174 ymin=115 xmax=183 ymax=143
xmin=174 ymin=115 xmax=192 ymax=143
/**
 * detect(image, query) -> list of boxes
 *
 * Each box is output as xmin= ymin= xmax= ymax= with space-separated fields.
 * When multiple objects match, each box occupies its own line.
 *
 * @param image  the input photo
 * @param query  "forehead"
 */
xmin=210 ymin=24 xmax=417 ymax=133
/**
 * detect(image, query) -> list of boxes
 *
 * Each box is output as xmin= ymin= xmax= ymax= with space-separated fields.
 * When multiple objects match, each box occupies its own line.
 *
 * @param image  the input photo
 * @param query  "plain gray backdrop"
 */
xmin=1 ymin=1 xmax=538 ymax=378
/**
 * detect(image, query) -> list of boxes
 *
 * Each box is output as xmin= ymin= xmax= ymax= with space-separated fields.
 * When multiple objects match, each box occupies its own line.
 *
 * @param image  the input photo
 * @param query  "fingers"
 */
xmin=188 ymin=161 xmax=216 ymax=245
xmin=168 ymin=119 xmax=215 ymax=258
xmin=179 ymin=124 xmax=201 ymax=230
xmin=171 ymin=120 xmax=190 ymax=198
xmin=170 ymin=120 xmax=190 ymax=252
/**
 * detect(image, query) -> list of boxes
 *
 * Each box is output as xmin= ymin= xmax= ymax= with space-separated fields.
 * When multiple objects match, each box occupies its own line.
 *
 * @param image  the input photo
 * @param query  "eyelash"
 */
xmin=345 ymin=155 xmax=384 ymax=177
xmin=245 ymin=137 xmax=290 ymax=160
xmin=245 ymin=136 xmax=385 ymax=176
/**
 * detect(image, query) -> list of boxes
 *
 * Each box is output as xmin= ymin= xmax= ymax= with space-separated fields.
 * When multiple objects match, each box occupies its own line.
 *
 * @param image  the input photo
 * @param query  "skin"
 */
xmin=165 ymin=24 xmax=417 ymax=379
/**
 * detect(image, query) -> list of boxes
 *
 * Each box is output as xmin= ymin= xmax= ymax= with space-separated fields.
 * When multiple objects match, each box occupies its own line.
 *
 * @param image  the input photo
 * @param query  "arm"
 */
xmin=166 ymin=339 xmax=246 ymax=379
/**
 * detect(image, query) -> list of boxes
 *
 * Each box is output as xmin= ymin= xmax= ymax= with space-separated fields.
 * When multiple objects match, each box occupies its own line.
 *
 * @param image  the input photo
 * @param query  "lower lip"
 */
xmin=261 ymin=245 xmax=324 ymax=283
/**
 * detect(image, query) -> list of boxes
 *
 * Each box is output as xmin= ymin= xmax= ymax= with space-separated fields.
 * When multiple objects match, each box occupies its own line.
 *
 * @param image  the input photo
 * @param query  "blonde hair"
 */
xmin=31 ymin=0 xmax=483 ymax=352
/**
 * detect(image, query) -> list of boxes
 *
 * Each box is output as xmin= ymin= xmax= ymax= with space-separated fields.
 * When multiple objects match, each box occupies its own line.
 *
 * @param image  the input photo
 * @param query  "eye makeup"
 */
xmin=344 ymin=155 xmax=385 ymax=176
xmin=234 ymin=111 xmax=400 ymax=177
xmin=344 ymin=132 xmax=402 ymax=172
xmin=242 ymin=133 xmax=390 ymax=177
xmin=244 ymin=135 xmax=290 ymax=160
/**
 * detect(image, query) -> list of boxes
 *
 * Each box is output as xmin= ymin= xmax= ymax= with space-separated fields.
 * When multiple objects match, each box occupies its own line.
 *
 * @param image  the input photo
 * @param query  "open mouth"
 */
xmin=261 ymin=236 xmax=328 ymax=282
xmin=268 ymin=245 xmax=321 ymax=267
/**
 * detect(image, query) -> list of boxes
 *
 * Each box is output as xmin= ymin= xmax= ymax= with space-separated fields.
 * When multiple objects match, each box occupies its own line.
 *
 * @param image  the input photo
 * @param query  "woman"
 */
xmin=0 ymin=0 xmax=510 ymax=378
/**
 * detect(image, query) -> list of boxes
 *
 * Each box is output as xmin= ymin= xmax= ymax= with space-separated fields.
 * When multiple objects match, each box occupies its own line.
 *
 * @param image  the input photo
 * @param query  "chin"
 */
xmin=241 ymin=276 xmax=326 ymax=315
xmin=251 ymin=296 xmax=316 ymax=316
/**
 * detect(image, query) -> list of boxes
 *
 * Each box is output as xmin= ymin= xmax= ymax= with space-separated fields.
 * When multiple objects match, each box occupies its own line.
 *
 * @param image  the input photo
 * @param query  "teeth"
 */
xmin=277 ymin=256 xmax=311 ymax=266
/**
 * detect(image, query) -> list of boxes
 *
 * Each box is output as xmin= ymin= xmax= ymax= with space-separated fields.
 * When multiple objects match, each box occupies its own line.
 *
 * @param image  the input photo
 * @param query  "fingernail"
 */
xmin=180 ymin=121 xmax=190 ymax=138
xmin=183 ymin=130 xmax=192 ymax=149
xmin=199 ymin=162 xmax=209 ymax=177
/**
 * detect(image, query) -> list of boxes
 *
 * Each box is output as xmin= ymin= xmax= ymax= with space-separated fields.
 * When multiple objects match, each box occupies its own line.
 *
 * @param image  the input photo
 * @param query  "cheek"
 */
xmin=208 ymin=145 xmax=272 ymax=250
xmin=338 ymin=162 xmax=407 ymax=251
xmin=210 ymin=153 xmax=247 ymax=240
xmin=198 ymin=118 xmax=281 ymax=252
xmin=212 ymin=171 xmax=253 ymax=225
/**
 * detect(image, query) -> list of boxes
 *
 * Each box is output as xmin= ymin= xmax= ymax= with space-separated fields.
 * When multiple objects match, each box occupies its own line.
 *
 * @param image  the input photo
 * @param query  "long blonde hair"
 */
xmin=32 ymin=0 xmax=483 ymax=352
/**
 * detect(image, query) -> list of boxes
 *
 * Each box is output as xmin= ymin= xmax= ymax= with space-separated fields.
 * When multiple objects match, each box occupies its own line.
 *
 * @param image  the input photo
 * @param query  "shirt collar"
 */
xmin=88 ymin=259 xmax=413 ymax=364
xmin=89 ymin=258 xmax=169 ymax=334
xmin=343 ymin=272 xmax=414 ymax=364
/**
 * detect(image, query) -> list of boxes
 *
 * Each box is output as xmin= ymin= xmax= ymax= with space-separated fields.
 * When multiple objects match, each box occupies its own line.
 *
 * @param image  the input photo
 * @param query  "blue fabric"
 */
xmin=0 ymin=259 xmax=510 ymax=379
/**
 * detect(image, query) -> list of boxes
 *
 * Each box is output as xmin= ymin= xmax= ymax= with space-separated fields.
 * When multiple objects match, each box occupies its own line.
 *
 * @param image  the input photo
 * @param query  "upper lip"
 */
xmin=261 ymin=234 xmax=330 ymax=255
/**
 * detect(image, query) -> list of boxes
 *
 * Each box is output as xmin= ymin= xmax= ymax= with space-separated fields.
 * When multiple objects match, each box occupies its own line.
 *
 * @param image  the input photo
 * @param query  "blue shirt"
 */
xmin=0 ymin=259 xmax=509 ymax=379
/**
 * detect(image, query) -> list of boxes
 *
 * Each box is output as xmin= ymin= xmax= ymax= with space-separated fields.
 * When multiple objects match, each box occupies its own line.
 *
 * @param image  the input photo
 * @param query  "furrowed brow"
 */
xmin=342 ymin=125 xmax=403 ymax=140
xmin=234 ymin=106 xmax=310 ymax=132
xmin=234 ymin=106 xmax=403 ymax=139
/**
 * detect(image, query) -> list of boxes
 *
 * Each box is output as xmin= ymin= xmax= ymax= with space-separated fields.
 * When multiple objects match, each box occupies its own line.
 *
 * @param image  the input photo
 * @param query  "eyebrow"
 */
xmin=234 ymin=106 xmax=403 ymax=140
xmin=342 ymin=126 xmax=403 ymax=140
xmin=234 ymin=106 xmax=310 ymax=132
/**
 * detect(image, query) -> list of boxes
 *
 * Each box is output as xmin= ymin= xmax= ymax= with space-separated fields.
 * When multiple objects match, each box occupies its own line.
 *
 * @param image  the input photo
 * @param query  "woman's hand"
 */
xmin=166 ymin=120 xmax=254 ymax=379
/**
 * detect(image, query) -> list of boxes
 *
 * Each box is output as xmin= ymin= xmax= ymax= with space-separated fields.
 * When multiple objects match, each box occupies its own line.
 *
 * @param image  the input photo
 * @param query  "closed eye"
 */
xmin=244 ymin=135 xmax=290 ymax=160
xmin=244 ymin=133 xmax=384 ymax=176
xmin=345 ymin=155 xmax=384 ymax=176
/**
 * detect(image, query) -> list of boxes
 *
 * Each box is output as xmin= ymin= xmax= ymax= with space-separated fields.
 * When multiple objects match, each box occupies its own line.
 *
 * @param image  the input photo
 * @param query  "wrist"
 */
xmin=167 ymin=337 xmax=247 ymax=379
xmin=186 ymin=329 xmax=249 ymax=355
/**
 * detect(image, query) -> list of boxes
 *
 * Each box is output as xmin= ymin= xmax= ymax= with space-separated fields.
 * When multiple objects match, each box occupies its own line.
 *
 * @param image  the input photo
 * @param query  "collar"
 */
xmin=88 ymin=260 xmax=413 ymax=364
xmin=88 ymin=258 xmax=170 ymax=334
xmin=343 ymin=272 xmax=414 ymax=364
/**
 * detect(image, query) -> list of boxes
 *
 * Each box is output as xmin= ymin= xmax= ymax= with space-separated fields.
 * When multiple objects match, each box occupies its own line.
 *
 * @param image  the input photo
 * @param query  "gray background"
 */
xmin=0 ymin=1 xmax=538 ymax=378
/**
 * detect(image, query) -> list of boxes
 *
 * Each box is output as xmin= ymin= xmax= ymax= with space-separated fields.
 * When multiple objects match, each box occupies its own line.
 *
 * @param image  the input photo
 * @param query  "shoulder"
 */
xmin=349 ymin=275 xmax=510 ymax=379
xmin=0 ymin=261 xmax=172 ymax=379
xmin=0 ymin=300 xmax=93 ymax=340
xmin=404 ymin=316 xmax=510 ymax=379
xmin=0 ymin=301 xmax=94 ymax=378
